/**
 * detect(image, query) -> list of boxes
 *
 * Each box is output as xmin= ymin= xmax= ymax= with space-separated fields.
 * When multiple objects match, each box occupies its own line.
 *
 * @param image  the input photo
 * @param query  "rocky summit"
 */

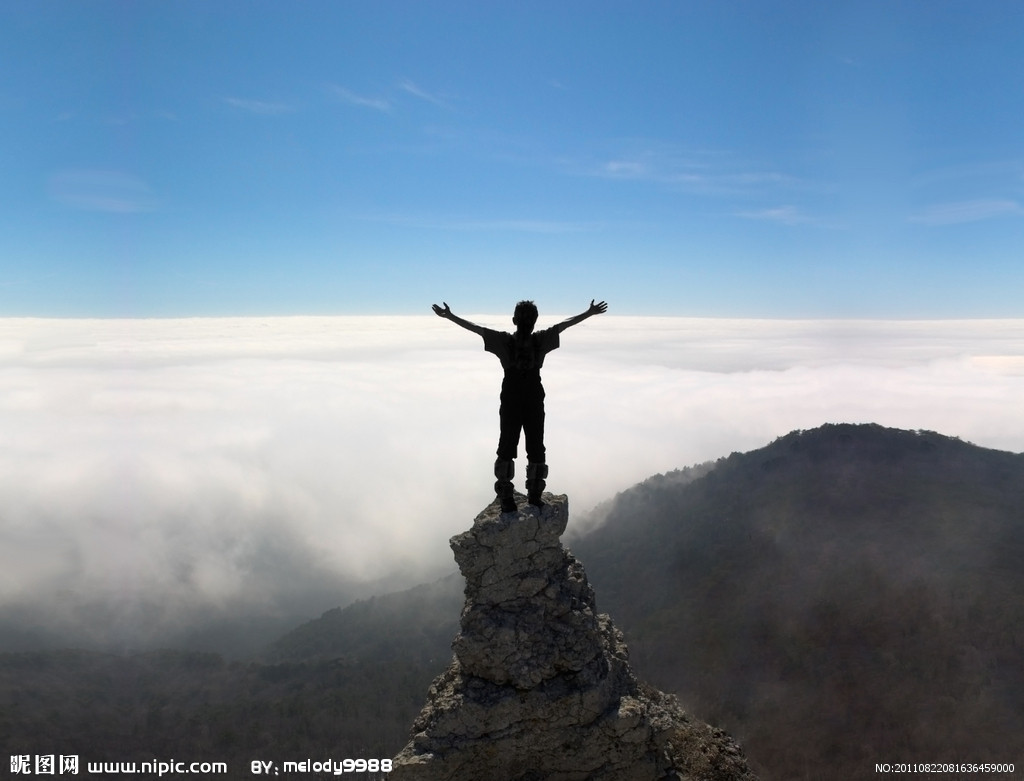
xmin=388 ymin=493 xmax=756 ymax=781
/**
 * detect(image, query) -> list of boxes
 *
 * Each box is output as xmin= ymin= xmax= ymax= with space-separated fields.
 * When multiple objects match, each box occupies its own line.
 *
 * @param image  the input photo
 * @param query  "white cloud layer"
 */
xmin=1 ymin=316 xmax=1022 ymax=649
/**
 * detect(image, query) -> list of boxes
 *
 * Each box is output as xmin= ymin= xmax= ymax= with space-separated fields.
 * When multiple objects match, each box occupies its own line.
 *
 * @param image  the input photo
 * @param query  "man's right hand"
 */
xmin=432 ymin=302 xmax=451 ymax=318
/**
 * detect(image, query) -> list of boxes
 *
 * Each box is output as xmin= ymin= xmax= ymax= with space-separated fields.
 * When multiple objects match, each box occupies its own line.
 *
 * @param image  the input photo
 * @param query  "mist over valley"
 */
xmin=3 ymin=423 xmax=1022 ymax=780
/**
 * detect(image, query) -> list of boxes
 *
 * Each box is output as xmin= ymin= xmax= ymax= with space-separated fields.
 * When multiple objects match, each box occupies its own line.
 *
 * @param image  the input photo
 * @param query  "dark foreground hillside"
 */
xmin=572 ymin=423 xmax=1024 ymax=780
xmin=0 ymin=649 xmax=430 ymax=777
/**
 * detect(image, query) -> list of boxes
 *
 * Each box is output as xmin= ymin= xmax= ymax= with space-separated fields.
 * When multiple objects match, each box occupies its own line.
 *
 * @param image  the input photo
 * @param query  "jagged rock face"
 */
xmin=389 ymin=494 xmax=756 ymax=781
xmin=450 ymin=497 xmax=605 ymax=689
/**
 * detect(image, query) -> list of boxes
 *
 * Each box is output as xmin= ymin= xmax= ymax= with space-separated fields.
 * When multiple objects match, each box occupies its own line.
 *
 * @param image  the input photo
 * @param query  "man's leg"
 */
xmin=495 ymin=388 xmax=522 ymax=513
xmin=523 ymin=386 xmax=547 ymax=507
xmin=525 ymin=462 xmax=548 ymax=507
xmin=493 ymin=458 xmax=517 ymax=513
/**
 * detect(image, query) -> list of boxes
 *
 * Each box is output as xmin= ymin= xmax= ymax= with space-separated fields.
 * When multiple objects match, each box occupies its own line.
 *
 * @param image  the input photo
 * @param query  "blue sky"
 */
xmin=3 ymin=1 xmax=1022 ymax=317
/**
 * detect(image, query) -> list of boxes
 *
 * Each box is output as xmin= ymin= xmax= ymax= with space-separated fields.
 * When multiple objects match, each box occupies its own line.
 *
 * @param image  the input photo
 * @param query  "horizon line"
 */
xmin=3 ymin=313 xmax=1024 ymax=323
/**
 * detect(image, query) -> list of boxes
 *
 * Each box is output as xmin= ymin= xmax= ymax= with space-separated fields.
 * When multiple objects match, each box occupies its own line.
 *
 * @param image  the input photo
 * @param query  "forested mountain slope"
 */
xmin=571 ymin=423 xmax=1024 ymax=779
xmin=263 ymin=573 xmax=461 ymax=665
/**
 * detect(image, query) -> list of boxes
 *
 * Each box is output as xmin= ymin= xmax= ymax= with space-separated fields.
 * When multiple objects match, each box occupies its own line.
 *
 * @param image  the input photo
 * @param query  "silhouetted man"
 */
xmin=432 ymin=299 xmax=608 ymax=512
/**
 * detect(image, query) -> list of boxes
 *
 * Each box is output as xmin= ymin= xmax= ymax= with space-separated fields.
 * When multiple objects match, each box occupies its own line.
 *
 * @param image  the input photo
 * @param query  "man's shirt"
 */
xmin=482 ymin=328 xmax=560 ymax=382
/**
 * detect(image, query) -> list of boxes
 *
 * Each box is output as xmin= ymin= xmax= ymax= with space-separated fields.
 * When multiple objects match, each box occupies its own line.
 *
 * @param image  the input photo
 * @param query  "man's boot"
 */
xmin=494 ymin=458 xmax=517 ymax=513
xmin=526 ymin=462 xmax=548 ymax=507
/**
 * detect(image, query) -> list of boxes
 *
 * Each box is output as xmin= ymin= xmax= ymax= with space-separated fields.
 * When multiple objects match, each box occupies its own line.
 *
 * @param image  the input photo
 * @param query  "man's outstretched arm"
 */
xmin=552 ymin=299 xmax=608 ymax=334
xmin=432 ymin=302 xmax=486 ymax=336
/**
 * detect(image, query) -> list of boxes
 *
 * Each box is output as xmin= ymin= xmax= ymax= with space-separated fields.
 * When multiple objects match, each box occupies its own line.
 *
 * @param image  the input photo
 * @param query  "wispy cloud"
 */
xmin=602 ymin=159 xmax=651 ymax=178
xmin=354 ymin=212 xmax=598 ymax=234
xmin=910 ymin=158 xmax=1024 ymax=189
xmin=329 ymin=85 xmax=391 ymax=112
xmin=224 ymin=97 xmax=295 ymax=115
xmin=48 ymin=169 xmax=158 ymax=213
xmin=581 ymin=144 xmax=801 ymax=197
xmin=736 ymin=205 xmax=811 ymax=226
xmin=593 ymin=148 xmax=704 ymax=184
xmin=398 ymin=79 xmax=450 ymax=108
xmin=909 ymin=199 xmax=1024 ymax=226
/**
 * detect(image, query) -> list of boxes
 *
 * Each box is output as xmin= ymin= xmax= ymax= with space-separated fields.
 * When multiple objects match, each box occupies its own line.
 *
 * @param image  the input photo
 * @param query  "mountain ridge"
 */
xmin=570 ymin=423 xmax=1024 ymax=779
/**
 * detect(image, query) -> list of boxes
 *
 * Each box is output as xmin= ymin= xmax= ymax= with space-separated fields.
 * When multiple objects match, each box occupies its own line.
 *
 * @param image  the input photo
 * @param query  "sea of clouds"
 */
xmin=1 ymin=315 xmax=1022 ymax=652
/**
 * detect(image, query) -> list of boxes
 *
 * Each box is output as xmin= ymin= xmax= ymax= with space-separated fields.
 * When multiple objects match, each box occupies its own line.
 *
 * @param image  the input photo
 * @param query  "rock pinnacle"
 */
xmin=389 ymin=493 xmax=756 ymax=781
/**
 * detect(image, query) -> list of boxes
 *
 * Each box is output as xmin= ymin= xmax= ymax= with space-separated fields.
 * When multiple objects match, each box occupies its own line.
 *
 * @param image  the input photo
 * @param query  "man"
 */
xmin=432 ymin=298 xmax=608 ymax=512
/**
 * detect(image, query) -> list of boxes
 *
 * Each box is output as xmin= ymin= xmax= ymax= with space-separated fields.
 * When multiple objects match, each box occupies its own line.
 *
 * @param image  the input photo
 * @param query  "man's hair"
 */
xmin=514 ymin=300 xmax=538 ymax=332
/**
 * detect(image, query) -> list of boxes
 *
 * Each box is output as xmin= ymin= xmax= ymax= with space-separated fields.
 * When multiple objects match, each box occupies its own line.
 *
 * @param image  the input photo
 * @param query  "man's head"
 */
xmin=513 ymin=300 xmax=538 ymax=333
